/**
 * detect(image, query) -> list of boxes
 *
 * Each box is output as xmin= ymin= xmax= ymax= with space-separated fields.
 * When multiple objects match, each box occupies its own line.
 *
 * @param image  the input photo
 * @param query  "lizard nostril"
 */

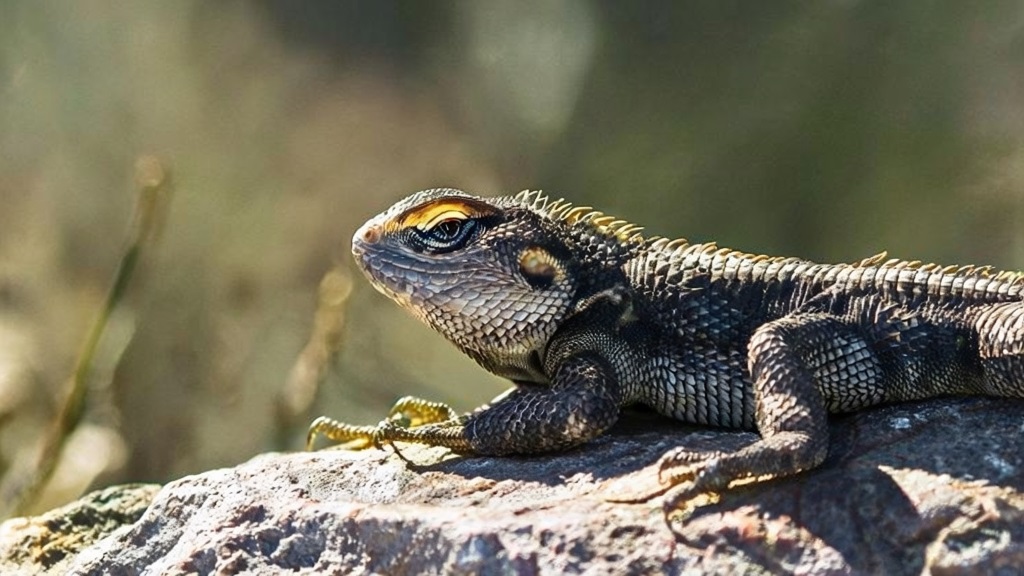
xmin=360 ymin=224 xmax=382 ymax=245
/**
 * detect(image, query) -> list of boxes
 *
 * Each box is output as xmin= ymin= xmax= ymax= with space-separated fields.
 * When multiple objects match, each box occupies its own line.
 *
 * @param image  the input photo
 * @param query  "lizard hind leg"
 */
xmin=975 ymin=302 xmax=1024 ymax=397
xmin=658 ymin=313 xmax=880 ymax=512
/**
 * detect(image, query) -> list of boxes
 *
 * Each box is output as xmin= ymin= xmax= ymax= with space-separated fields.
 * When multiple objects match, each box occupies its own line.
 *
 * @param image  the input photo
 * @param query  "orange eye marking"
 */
xmin=417 ymin=209 xmax=469 ymax=231
xmin=393 ymin=198 xmax=496 ymax=232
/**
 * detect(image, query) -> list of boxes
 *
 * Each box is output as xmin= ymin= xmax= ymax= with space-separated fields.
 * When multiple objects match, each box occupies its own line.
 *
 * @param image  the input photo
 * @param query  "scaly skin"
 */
xmin=307 ymin=188 xmax=1024 ymax=509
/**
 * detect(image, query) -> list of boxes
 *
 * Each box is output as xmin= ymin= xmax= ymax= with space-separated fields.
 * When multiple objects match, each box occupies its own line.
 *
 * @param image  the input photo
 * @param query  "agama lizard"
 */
xmin=307 ymin=188 xmax=1024 ymax=509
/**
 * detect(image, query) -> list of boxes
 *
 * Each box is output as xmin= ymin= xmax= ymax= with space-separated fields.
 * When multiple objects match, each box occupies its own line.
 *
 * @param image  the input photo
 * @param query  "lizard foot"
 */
xmin=600 ymin=447 xmax=728 ymax=505
xmin=306 ymin=396 xmax=460 ymax=451
xmin=369 ymin=416 xmax=472 ymax=453
xmin=656 ymin=447 xmax=730 ymax=516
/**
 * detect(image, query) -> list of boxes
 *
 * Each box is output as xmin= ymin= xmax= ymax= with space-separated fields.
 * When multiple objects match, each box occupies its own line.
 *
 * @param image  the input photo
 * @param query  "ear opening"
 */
xmin=519 ymin=246 xmax=563 ymax=289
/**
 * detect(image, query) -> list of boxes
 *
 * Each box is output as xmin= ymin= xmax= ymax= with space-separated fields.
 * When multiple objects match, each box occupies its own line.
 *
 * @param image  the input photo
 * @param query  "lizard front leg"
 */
xmin=658 ymin=313 xmax=881 ymax=511
xmin=308 ymin=354 xmax=623 ymax=455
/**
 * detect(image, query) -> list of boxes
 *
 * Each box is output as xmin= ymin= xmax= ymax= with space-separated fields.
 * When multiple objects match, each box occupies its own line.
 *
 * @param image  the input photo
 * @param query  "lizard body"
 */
xmin=308 ymin=188 xmax=1024 ymax=506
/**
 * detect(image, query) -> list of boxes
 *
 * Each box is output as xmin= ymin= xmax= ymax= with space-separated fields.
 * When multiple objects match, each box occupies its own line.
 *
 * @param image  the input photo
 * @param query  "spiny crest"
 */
xmin=642 ymin=232 xmax=793 ymax=266
xmin=647 ymin=236 xmax=692 ymax=255
xmin=853 ymin=252 xmax=889 ymax=267
xmin=514 ymin=190 xmax=646 ymax=243
xmin=851 ymin=253 xmax=1024 ymax=282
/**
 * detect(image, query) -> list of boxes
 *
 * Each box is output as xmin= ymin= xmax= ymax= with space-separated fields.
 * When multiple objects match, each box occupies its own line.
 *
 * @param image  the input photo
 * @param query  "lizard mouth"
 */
xmin=349 ymin=238 xmax=432 ymax=317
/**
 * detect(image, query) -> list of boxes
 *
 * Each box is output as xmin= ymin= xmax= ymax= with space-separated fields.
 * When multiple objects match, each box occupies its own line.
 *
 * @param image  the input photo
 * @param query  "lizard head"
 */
xmin=352 ymin=188 xmax=586 ymax=382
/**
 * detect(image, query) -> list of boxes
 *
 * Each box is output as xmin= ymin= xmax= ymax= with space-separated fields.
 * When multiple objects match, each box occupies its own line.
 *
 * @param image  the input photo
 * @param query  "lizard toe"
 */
xmin=657 ymin=447 xmax=725 ymax=484
xmin=661 ymin=481 xmax=701 ymax=518
xmin=371 ymin=419 xmax=403 ymax=449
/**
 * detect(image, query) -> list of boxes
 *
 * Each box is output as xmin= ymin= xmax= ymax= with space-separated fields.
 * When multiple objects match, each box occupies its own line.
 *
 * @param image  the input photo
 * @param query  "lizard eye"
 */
xmin=415 ymin=218 xmax=477 ymax=251
xmin=432 ymin=219 xmax=463 ymax=241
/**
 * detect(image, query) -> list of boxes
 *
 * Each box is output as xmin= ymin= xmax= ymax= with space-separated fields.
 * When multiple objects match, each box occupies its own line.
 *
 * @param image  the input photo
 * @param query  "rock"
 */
xmin=0 ymin=483 xmax=160 ymax=575
xmin=1 ymin=397 xmax=1023 ymax=575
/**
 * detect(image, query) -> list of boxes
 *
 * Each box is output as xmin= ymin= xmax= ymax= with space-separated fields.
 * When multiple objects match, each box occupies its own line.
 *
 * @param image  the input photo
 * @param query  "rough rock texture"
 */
xmin=2 ymin=397 xmax=1023 ymax=575
xmin=0 ymin=483 xmax=160 ymax=575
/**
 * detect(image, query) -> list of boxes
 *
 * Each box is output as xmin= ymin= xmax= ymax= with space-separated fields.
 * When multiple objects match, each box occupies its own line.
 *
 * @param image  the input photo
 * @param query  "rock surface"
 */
xmin=1 ymin=397 xmax=1023 ymax=575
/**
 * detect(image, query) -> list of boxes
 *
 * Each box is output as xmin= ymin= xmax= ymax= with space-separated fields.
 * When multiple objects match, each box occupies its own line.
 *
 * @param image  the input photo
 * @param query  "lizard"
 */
xmin=306 ymin=187 xmax=1024 ymax=511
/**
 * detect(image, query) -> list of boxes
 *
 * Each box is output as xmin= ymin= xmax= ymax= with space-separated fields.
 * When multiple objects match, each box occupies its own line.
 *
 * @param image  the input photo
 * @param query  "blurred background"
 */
xmin=1 ymin=1 xmax=1023 ymax=514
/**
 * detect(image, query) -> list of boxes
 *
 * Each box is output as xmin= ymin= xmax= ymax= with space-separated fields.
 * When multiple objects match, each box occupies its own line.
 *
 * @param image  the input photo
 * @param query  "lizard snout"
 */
xmin=352 ymin=221 xmax=383 ymax=257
